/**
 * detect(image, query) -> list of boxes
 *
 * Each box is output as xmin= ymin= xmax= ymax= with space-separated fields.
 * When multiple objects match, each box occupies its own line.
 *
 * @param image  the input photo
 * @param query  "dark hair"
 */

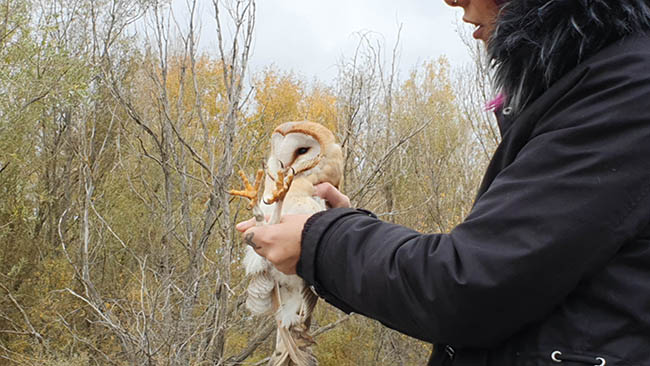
xmin=488 ymin=0 xmax=650 ymax=115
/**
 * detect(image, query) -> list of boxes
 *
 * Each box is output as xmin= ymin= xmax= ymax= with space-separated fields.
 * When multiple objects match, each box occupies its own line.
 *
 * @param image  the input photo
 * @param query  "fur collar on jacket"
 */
xmin=489 ymin=0 xmax=650 ymax=115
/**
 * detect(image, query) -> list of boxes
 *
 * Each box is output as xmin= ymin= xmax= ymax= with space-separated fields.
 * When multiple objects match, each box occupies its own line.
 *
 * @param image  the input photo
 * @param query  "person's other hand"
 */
xmin=236 ymin=214 xmax=311 ymax=275
xmin=314 ymin=182 xmax=351 ymax=208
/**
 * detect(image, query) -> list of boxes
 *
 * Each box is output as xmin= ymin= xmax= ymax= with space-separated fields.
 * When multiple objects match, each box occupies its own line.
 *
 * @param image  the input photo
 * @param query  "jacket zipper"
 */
xmin=445 ymin=345 xmax=455 ymax=360
xmin=551 ymin=350 xmax=606 ymax=365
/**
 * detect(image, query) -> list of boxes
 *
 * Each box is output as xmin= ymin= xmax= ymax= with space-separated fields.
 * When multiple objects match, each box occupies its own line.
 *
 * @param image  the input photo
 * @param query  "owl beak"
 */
xmin=290 ymin=154 xmax=322 ymax=176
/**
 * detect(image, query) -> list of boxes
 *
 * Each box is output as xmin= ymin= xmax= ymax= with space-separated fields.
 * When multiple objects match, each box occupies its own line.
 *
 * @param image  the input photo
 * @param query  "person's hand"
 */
xmin=234 ymin=183 xmax=347 ymax=274
xmin=236 ymin=214 xmax=311 ymax=275
xmin=314 ymin=182 xmax=351 ymax=208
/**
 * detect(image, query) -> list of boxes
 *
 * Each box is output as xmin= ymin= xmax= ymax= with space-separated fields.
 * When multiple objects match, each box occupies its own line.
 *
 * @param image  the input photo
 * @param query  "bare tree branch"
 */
xmin=312 ymin=315 xmax=351 ymax=338
xmin=0 ymin=284 xmax=42 ymax=343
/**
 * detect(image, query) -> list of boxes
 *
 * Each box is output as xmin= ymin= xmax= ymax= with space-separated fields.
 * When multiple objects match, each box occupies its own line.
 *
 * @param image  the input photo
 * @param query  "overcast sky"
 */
xmin=187 ymin=0 xmax=471 ymax=82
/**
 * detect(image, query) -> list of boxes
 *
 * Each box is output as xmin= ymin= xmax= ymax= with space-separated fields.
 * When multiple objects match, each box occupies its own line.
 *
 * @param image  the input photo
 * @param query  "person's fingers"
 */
xmin=241 ymin=214 xmax=308 ymax=275
xmin=314 ymin=182 xmax=351 ymax=208
xmin=236 ymin=217 xmax=256 ymax=232
xmin=241 ymin=226 xmax=265 ymax=255
xmin=236 ymin=215 xmax=271 ymax=232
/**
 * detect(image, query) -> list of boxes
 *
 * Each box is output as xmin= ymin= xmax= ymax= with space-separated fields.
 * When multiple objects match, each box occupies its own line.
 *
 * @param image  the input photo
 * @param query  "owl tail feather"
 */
xmin=268 ymin=325 xmax=317 ymax=366
xmin=268 ymin=284 xmax=317 ymax=366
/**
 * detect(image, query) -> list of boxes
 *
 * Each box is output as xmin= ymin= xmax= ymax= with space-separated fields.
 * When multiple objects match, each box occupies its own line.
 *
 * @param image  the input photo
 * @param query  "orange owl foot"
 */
xmin=229 ymin=169 xmax=264 ymax=209
xmin=264 ymin=169 xmax=295 ymax=205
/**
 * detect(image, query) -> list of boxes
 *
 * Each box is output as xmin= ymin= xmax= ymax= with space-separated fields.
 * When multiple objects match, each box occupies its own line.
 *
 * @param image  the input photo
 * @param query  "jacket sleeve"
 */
xmin=296 ymin=56 xmax=650 ymax=348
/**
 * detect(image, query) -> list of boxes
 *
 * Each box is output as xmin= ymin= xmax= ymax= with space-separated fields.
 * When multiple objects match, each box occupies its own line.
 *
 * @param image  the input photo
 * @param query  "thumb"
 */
xmin=314 ymin=182 xmax=351 ymax=208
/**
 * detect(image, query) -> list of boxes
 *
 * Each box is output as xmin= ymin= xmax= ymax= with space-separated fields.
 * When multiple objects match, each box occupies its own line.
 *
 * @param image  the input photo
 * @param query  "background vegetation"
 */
xmin=0 ymin=0 xmax=498 ymax=364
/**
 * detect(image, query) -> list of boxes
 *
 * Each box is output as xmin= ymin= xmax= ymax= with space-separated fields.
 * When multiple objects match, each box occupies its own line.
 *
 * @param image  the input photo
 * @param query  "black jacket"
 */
xmin=297 ymin=2 xmax=650 ymax=364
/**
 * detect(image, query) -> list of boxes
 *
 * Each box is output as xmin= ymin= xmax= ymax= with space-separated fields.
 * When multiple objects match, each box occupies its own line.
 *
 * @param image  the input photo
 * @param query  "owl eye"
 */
xmin=296 ymin=147 xmax=310 ymax=155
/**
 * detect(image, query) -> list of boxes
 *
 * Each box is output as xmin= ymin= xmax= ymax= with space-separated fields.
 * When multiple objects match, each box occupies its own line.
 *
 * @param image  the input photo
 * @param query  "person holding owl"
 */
xmin=238 ymin=0 xmax=650 ymax=364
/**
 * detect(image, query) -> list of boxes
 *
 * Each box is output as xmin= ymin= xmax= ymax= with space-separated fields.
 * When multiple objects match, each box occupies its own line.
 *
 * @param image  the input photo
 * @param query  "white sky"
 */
xmin=183 ymin=0 xmax=472 ymax=82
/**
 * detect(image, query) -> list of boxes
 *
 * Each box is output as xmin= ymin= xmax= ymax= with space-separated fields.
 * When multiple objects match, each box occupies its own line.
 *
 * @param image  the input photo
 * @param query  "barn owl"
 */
xmin=230 ymin=121 xmax=344 ymax=366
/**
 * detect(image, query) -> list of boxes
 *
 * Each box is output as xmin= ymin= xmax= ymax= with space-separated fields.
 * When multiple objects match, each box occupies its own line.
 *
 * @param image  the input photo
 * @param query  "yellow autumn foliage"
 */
xmin=252 ymin=66 xmax=338 ymax=132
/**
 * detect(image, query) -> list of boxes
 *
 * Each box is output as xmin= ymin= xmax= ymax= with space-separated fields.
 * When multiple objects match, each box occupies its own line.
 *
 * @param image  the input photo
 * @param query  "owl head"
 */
xmin=267 ymin=121 xmax=343 ymax=188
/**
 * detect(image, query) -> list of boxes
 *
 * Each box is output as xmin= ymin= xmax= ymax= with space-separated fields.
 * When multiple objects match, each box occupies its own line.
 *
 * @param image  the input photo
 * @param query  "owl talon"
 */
xmin=265 ymin=169 xmax=295 ymax=205
xmin=229 ymin=169 xmax=264 ymax=209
